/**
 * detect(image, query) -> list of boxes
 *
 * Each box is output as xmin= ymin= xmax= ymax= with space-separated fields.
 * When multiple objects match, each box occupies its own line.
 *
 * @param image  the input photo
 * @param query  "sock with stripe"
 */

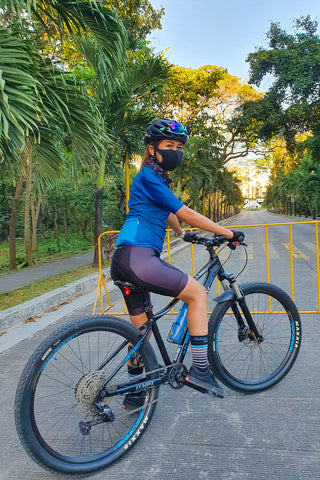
xmin=190 ymin=335 xmax=209 ymax=372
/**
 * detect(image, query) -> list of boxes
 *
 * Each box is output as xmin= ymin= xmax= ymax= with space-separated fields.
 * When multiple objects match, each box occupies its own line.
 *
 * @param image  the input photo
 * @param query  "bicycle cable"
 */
xmin=235 ymin=243 xmax=249 ymax=279
xmin=217 ymin=242 xmax=248 ymax=279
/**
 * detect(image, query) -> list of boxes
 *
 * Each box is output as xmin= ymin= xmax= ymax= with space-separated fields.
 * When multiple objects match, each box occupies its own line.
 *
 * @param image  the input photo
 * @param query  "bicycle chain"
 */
xmin=113 ymin=363 xmax=186 ymax=420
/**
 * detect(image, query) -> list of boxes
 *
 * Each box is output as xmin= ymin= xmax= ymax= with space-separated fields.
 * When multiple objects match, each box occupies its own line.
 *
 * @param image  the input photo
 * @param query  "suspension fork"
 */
xmin=220 ymin=274 xmax=263 ymax=343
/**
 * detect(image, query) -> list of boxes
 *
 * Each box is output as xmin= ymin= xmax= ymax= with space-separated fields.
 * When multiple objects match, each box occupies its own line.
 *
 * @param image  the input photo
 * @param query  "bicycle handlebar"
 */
xmin=186 ymin=233 xmax=246 ymax=250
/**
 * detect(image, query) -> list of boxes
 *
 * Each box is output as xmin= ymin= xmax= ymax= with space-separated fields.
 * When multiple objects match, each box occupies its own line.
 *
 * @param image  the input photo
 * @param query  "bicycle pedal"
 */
xmin=184 ymin=375 xmax=210 ymax=393
xmin=184 ymin=375 xmax=224 ymax=398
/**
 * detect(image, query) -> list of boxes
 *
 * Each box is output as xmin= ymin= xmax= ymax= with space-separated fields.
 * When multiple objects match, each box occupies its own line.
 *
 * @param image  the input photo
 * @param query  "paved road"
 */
xmin=0 ymin=251 xmax=95 ymax=294
xmin=1 ymin=291 xmax=320 ymax=480
xmin=0 ymin=210 xmax=319 ymax=479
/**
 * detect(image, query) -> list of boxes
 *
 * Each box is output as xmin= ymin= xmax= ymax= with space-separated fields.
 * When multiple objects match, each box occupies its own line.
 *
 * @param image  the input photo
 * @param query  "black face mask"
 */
xmin=155 ymin=148 xmax=183 ymax=171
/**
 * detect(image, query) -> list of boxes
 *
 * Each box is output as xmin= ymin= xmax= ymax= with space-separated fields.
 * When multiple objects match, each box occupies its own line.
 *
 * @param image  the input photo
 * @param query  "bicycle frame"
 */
xmin=98 ymin=242 xmax=257 ymax=401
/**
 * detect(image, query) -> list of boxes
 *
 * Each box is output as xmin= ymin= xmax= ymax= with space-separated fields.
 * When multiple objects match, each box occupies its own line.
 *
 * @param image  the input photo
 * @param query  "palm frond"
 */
xmin=3 ymin=0 xmax=128 ymax=58
xmin=0 ymin=28 xmax=42 ymax=164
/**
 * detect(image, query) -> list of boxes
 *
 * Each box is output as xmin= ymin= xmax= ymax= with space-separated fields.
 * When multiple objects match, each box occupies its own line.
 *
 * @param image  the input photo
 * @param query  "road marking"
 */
xmin=282 ymin=243 xmax=308 ymax=258
xmin=247 ymin=243 xmax=253 ymax=259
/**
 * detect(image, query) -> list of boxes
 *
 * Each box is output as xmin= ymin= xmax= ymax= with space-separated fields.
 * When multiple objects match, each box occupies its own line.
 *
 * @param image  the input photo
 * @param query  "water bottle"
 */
xmin=168 ymin=302 xmax=188 ymax=344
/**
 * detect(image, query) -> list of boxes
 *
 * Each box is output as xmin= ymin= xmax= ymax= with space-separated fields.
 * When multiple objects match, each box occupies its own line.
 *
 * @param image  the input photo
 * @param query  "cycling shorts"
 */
xmin=110 ymin=245 xmax=188 ymax=315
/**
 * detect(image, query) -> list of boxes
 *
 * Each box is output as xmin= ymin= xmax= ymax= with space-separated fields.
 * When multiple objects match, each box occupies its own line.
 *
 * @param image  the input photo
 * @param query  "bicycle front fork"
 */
xmin=219 ymin=273 xmax=264 ymax=344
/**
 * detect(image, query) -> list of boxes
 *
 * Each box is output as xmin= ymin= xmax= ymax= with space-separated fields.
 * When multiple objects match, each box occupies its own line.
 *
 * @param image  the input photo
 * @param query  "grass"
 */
xmin=0 ymin=264 xmax=99 ymax=312
xmin=0 ymin=234 xmax=94 ymax=274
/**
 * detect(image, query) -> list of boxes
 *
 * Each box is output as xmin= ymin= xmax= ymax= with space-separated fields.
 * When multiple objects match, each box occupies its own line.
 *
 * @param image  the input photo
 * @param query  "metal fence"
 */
xmin=92 ymin=221 xmax=320 ymax=316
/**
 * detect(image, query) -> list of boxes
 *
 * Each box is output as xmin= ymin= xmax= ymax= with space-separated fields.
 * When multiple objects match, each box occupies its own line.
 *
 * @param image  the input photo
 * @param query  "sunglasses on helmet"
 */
xmin=161 ymin=122 xmax=190 ymax=136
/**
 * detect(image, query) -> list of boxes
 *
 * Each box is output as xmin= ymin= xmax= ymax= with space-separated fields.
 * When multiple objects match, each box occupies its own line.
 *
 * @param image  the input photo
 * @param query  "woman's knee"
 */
xmin=178 ymin=276 xmax=206 ymax=304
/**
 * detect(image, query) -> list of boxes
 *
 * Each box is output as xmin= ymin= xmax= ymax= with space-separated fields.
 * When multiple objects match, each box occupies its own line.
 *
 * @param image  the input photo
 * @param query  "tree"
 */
xmin=80 ymin=38 xmax=169 ymax=265
xmin=107 ymin=0 xmax=164 ymax=50
xmin=153 ymin=65 xmax=257 ymax=211
xmin=0 ymin=0 xmax=128 ymax=269
xmin=240 ymin=16 xmax=320 ymax=214
xmin=244 ymin=16 xmax=320 ymax=144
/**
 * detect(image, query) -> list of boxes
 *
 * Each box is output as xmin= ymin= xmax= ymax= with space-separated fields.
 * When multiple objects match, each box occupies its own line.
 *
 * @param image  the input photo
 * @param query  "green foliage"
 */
xmin=107 ymin=0 xmax=164 ymax=49
xmin=244 ymin=16 xmax=320 ymax=144
xmin=0 ymin=29 xmax=42 ymax=164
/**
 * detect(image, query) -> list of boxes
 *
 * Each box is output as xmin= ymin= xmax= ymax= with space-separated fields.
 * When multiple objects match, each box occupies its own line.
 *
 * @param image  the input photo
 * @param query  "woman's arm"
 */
xmin=166 ymin=212 xmax=185 ymax=236
xmin=175 ymin=205 xmax=233 ymax=239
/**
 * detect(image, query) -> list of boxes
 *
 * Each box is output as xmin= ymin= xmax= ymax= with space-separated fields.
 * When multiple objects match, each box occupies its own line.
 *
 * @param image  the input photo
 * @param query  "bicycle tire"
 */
xmin=15 ymin=315 xmax=159 ymax=476
xmin=208 ymin=282 xmax=302 ymax=393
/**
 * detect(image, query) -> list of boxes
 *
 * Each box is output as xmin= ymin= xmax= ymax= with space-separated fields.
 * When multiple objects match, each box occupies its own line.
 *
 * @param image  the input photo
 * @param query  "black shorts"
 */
xmin=110 ymin=245 xmax=188 ymax=315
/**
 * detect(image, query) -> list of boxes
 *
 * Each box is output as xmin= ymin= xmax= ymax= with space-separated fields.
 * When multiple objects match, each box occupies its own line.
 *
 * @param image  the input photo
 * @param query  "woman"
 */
xmin=111 ymin=119 xmax=244 ymax=407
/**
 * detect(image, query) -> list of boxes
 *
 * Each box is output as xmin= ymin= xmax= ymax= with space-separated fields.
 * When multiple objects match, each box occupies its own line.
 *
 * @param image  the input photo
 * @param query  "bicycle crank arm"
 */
xmin=184 ymin=376 xmax=209 ymax=394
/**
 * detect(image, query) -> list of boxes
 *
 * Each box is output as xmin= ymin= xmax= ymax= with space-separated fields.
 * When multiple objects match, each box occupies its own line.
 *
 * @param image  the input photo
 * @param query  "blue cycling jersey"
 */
xmin=115 ymin=166 xmax=183 ymax=253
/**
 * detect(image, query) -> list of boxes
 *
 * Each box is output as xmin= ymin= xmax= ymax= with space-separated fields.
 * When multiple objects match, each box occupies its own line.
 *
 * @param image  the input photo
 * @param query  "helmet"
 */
xmin=144 ymin=119 xmax=190 ymax=145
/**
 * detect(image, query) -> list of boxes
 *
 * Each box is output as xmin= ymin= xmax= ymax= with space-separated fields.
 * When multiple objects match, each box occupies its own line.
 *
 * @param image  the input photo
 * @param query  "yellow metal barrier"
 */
xmin=92 ymin=221 xmax=320 ymax=315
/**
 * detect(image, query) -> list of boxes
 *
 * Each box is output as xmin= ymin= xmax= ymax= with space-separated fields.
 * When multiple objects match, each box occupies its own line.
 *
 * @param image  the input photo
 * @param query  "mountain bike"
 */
xmin=14 ymin=234 xmax=302 ymax=476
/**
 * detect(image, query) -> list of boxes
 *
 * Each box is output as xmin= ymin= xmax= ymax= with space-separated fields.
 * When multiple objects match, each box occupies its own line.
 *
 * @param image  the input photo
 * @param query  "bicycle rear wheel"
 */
xmin=15 ymin=316 xmax=159 ymax=475
xmin=208 ymin=282 xmax=302 ymax=393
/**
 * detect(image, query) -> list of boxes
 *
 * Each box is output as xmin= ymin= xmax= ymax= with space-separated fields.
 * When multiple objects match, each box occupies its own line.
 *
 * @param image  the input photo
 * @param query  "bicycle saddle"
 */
xmin=114 ymin=280 xmax=143 ymax=292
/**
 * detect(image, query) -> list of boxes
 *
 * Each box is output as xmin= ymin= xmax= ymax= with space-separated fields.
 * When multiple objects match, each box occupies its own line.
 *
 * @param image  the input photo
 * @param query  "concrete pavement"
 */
xmin=0 ymin=213 xmax=319 ymax=479
xmin=0 ymin=277 xmax=319 ymax=479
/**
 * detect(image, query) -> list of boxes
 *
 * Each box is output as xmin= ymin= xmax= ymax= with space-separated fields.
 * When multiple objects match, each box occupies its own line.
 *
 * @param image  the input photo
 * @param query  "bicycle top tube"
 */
xmin=152 ymin=234 xmax=243 ymax=321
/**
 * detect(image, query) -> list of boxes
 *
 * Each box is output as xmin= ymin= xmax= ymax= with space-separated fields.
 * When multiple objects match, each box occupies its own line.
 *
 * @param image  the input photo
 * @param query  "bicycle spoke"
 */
xmin=209 ymin=283 xmax=301 ymax=392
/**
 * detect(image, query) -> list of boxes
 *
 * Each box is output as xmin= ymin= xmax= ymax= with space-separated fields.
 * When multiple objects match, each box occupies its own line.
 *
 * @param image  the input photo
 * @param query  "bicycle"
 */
xmin=14 ymin=234 xmax=302 ymax=476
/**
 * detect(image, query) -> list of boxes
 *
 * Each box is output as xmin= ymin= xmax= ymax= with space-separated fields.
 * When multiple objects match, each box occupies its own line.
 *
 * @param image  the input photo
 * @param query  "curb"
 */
xmin=0 ymin=270 xmax=108 ymax=333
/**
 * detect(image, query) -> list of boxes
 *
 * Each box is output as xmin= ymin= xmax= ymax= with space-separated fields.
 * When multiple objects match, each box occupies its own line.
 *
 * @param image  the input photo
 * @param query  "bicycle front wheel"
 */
xmin=15 ymin=316 xmax=159 ymax=475
xmin=208 ymin=282 xmax=302 ymax=393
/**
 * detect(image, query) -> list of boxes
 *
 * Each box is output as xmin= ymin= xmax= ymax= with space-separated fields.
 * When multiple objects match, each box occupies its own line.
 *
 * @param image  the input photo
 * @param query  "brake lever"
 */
xmin=227 ymin=241 xmax=247 ymax=250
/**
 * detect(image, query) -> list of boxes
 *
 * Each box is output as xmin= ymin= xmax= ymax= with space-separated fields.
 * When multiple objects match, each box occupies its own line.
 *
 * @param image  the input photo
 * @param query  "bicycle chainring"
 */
xmin=168 ymin=364 xmax=188 ymax=389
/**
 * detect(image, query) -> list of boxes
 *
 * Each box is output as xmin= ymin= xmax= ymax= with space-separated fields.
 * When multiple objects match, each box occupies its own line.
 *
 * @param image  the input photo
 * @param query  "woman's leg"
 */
xmin=177 ymin=275 xmax=208 ymax=335
xmin=130 ymin=312 xmax=148 ymax=329
xmin=177 ymin=275 xmax=223 ymax=396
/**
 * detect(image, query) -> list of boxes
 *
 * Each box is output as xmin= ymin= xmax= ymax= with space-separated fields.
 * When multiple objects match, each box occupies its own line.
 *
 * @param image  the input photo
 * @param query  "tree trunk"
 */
xmin=92 ymin=186 xmax=103 ymax=267
xmin=31 ymin=197 xmax=41 ymax=254
xmin=53 ymin=205 xmax=58 ymax=239
xmin=81 ymin=213 xmax=88 ymax=239
xmin=8 ymin=152 xmax=28 ymax=271
xmin=92 ymin=158 xmax=106 ymax=268
xmin=63 ymin=215 xmax=69 ymax=242
xmin=216 ymin=191 xmax=221 ymax=221
xmin=212 ymin=191 xmax=216 ymax=222
xmin=24 ymin=139 xmax=33 ymax=266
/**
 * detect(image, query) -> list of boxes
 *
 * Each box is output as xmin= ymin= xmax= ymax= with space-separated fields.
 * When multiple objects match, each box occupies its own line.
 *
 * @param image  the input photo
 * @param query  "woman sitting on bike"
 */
xmin=111 ymin=118 xmax=244 ymax=406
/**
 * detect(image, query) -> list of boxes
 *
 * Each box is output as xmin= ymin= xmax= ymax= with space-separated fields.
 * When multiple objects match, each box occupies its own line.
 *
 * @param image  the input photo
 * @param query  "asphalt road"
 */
xmin=0 ymin=210 xmax=319 ymax=480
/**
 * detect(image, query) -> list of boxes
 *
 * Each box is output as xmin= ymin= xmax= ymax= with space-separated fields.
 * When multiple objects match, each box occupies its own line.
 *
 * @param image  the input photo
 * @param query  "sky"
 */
xmin=148 ymin=0 xmax=320 ymax=90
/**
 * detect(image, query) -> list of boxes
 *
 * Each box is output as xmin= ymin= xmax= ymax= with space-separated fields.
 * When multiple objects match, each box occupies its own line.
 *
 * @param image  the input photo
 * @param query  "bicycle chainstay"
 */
xmin=99 ymin=363 xmax=186 ymax=418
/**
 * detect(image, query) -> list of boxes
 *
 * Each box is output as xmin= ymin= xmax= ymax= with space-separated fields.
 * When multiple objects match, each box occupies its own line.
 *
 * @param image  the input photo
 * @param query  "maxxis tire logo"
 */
xmin=123 ymin=414 xmax=149 ymax=451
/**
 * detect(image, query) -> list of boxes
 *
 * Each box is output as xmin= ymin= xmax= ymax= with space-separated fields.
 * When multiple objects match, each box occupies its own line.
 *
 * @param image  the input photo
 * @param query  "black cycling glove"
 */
xmin=230 ymin=230 xmax=245 ymax=243
xmin=183 ymin=231 xmax=198 ymax=243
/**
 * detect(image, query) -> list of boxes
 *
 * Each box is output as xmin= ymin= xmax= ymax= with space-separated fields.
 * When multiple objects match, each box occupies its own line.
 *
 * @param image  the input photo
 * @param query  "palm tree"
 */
xmin=79 ymin=38 xmax=168 ymax=265
xmin=0 ymin=1 xmax=128 ymax=269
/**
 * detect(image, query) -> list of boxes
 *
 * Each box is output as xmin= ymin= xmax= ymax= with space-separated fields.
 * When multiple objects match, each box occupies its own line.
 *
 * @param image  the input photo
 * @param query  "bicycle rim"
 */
xmin=15 ymin=316 xmax=159 ymax=475
xmin=208 ymin=283 xmax=302 ymax=393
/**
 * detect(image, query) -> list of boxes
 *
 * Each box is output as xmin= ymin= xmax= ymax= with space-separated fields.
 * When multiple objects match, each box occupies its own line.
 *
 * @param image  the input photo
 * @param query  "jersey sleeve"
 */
xmin=140 ymin=168 xmax=183 ymax=213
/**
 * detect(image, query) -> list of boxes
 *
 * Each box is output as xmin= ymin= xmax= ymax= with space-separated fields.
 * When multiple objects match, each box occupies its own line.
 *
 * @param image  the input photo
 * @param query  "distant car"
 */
xmin=242 ymin=201 xmax=261 ymax=209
